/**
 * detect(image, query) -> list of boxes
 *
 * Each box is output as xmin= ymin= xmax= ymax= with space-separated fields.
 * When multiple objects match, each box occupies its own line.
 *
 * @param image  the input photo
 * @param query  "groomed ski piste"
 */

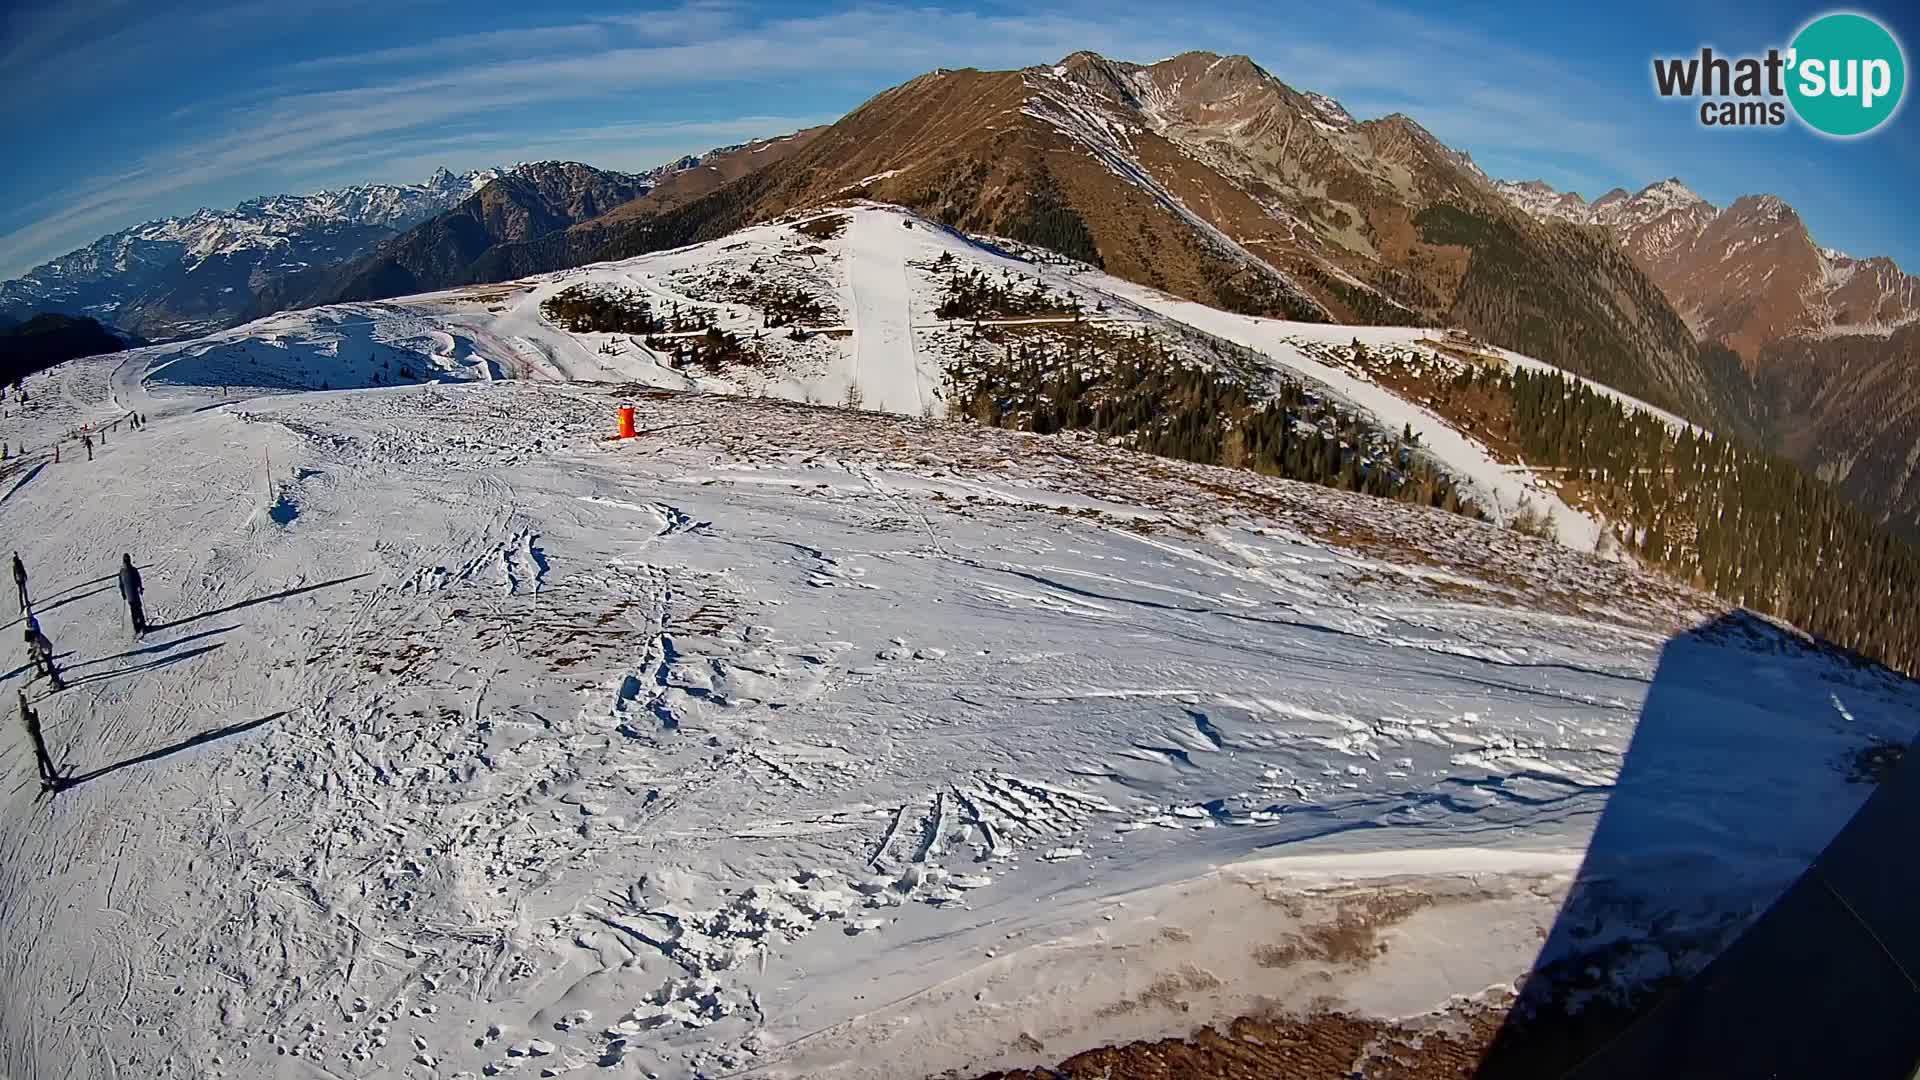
xmin=2 ymin=204 xmax=1917 ymax=1079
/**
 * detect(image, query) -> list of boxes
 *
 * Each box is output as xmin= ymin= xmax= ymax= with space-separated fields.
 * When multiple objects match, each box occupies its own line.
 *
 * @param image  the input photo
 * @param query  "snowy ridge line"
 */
xmin=87 ymin=203 xmax=1689 ymax=562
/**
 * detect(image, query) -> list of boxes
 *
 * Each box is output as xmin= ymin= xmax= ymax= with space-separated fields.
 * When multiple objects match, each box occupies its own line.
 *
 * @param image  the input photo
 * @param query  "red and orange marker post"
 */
xmin=615 ymin=405 xmax=636 ymax=439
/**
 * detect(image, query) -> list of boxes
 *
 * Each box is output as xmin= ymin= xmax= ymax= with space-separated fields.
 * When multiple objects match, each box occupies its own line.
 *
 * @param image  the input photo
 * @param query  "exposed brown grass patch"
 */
xmin=794 ymin=213 xmax=849 ymax=241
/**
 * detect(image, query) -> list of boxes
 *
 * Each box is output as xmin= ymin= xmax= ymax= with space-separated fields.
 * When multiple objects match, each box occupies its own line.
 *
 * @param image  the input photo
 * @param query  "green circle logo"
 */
xmin=1787 ymin=12 xmax=1906 ymax=136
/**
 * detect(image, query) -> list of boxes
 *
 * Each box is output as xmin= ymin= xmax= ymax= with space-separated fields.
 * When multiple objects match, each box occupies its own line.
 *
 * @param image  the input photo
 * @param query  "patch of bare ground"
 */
xmin=794 ymin=213 xmax=850 ymax=241
xmin=968 ymin=997 xmax=1515 ymax=1080
xmin=446 ymin=286 xmax=520 ymax=305
xmin=1253 ymin=887 xmax=1436 ymax=973
xmin=1092 ymin=967 xmax=1224 ymax=1022
xmin=969 ymin=979 xmax=1685 ymax=1080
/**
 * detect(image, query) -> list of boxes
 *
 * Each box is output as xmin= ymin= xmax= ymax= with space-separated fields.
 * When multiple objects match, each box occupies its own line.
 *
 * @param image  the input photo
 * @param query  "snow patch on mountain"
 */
xmin=1493 ymin=180 xmax=1590 ymax=224
xmin=1303 ymin=91 xmax=1355 ymax=127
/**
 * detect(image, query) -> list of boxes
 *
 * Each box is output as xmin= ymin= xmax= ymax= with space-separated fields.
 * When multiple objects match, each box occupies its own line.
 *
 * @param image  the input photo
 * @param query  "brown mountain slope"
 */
xmin=595 ymin=128 xmax=827 ymax=220
xmin=1751 ymin=324 xmax=1920 ymax=536
xmin=473 ymin=51 xmax=1723 ymax=423
xmin=476 ymin=60 xmax=1328 ymax=320
xmin=1658 ymin=195 xmax=1833 ymax=360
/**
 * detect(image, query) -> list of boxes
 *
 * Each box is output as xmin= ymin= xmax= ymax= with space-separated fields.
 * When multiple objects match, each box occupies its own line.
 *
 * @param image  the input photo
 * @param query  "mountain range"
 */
xmin=0 ymin=166 xmax=501 ymax=340
xmin=1493 ymin=177 xmax=1920 ymax=357
xmin=0 ymin=141 xmax=812 ymax=343
xmin=445 ymin=52 xmax=1718 ymax=425
xmin=6 ymin=49 xmax=1920 ymax=537
xmin=1494 ymin=176 xmax=1920 ymax=536
xmin=258 ymin=130 xmax=825 ymax=313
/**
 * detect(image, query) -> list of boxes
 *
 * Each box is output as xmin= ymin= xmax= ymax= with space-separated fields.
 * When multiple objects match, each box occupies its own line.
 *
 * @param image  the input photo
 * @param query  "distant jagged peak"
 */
xmin=1634 ymin=176 xmax=1713 ymax=213
xmin=1370 ymin=111 xmax=1443 ymax=142
xmin=1035 ymin=48 xmax=1145 ymax=106
xmin=1492 ymin=178 xmax=1592 ymax=222
xmin=506 ymin=159 xmax=639 ymax=181
xmin=1591 ymin=186 xmax=1634 ymax=209
xmin=1497 ymin=173 xmax=1724 ymax=233
xmin=1589 ymin=179 xmax=1719 ymax=235
xmin=1055 ymin=48 xmax=1118 ymax=70
xmin=1019 ymin=46 xmax=1373 ymax=148
xmin=1145 ymin=50 xmax=1272 ymax=82
xmin=1727 ymin=191 xmax=1798 ymax=220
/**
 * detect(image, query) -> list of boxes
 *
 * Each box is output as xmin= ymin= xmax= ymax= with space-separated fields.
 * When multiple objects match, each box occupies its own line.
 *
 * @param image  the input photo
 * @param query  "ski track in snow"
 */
xmin=843 ymin=210 xmax=938 ymax=416
xmin=1 ymin=216 xmax=1918 ymax=1079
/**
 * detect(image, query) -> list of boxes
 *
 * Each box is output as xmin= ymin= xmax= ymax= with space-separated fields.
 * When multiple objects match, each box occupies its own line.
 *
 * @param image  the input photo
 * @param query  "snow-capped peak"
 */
xmin=1637 ymin=177 xmax=1708 ymax=212
xmin=1302 ymin=91 xmax=1355 ymax=128
xmin=1492 ymin=178 xmax=1591 ymax=224
xmin=0 ymin=165 xmax=504 ymax=339
xmin=1590 ymin=177 xmax=1718 ymax=233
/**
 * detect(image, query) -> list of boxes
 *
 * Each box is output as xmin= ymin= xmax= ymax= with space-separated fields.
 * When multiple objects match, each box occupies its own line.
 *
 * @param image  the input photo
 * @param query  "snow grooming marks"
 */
xmin=843 ymin=209 xmax=940 ymax=415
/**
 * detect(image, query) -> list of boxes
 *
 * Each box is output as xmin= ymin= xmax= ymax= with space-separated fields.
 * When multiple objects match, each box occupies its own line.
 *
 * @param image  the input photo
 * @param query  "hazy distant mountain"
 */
xmin=314 ymin=134 xmax=826 ymax=306
xmin=0 ymin=168 xmax=501 ymax=340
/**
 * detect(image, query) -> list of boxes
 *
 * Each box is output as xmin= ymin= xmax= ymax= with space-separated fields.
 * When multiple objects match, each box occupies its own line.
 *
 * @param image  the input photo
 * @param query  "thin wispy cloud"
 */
xmin=0 ymin=2 xmax=1170 ymax=275
xmin=284 ymin=23 xmax=619 ymax=72
xmin=269 ymin=114 xmax=833 ymax=180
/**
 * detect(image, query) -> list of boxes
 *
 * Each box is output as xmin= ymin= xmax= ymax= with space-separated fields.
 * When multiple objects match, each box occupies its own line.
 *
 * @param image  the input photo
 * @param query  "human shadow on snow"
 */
xmin=1473 ymin=610 xmax=1920 ymax=1079
xmin=149 ymin=572 xmax=369 ymax=632
xmin=51 ymin=711 xmax=284 ymax=790
xmin=57 ymin=643 xmax=225 ymax=693
xmin=0 ymin=582 xmax=119 ymax=633
xmin=7 ymin=632 xmax=227 ymax=689
xmin=71 ymin=625 xmax=234 ymax=671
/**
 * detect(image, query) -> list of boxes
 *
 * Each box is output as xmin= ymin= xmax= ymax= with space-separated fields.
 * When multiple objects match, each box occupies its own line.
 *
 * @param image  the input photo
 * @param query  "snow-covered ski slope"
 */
xmin=3 ymin=340 xmax=1918 ymax=1079
xmin=83 ymin=204 xmax=1693 ymax=554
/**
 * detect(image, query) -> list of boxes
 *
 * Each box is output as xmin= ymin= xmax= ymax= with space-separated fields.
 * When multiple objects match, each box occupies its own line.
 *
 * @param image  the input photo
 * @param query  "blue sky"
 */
xmin=1 ymin=0 xmax=1915 ymax=279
